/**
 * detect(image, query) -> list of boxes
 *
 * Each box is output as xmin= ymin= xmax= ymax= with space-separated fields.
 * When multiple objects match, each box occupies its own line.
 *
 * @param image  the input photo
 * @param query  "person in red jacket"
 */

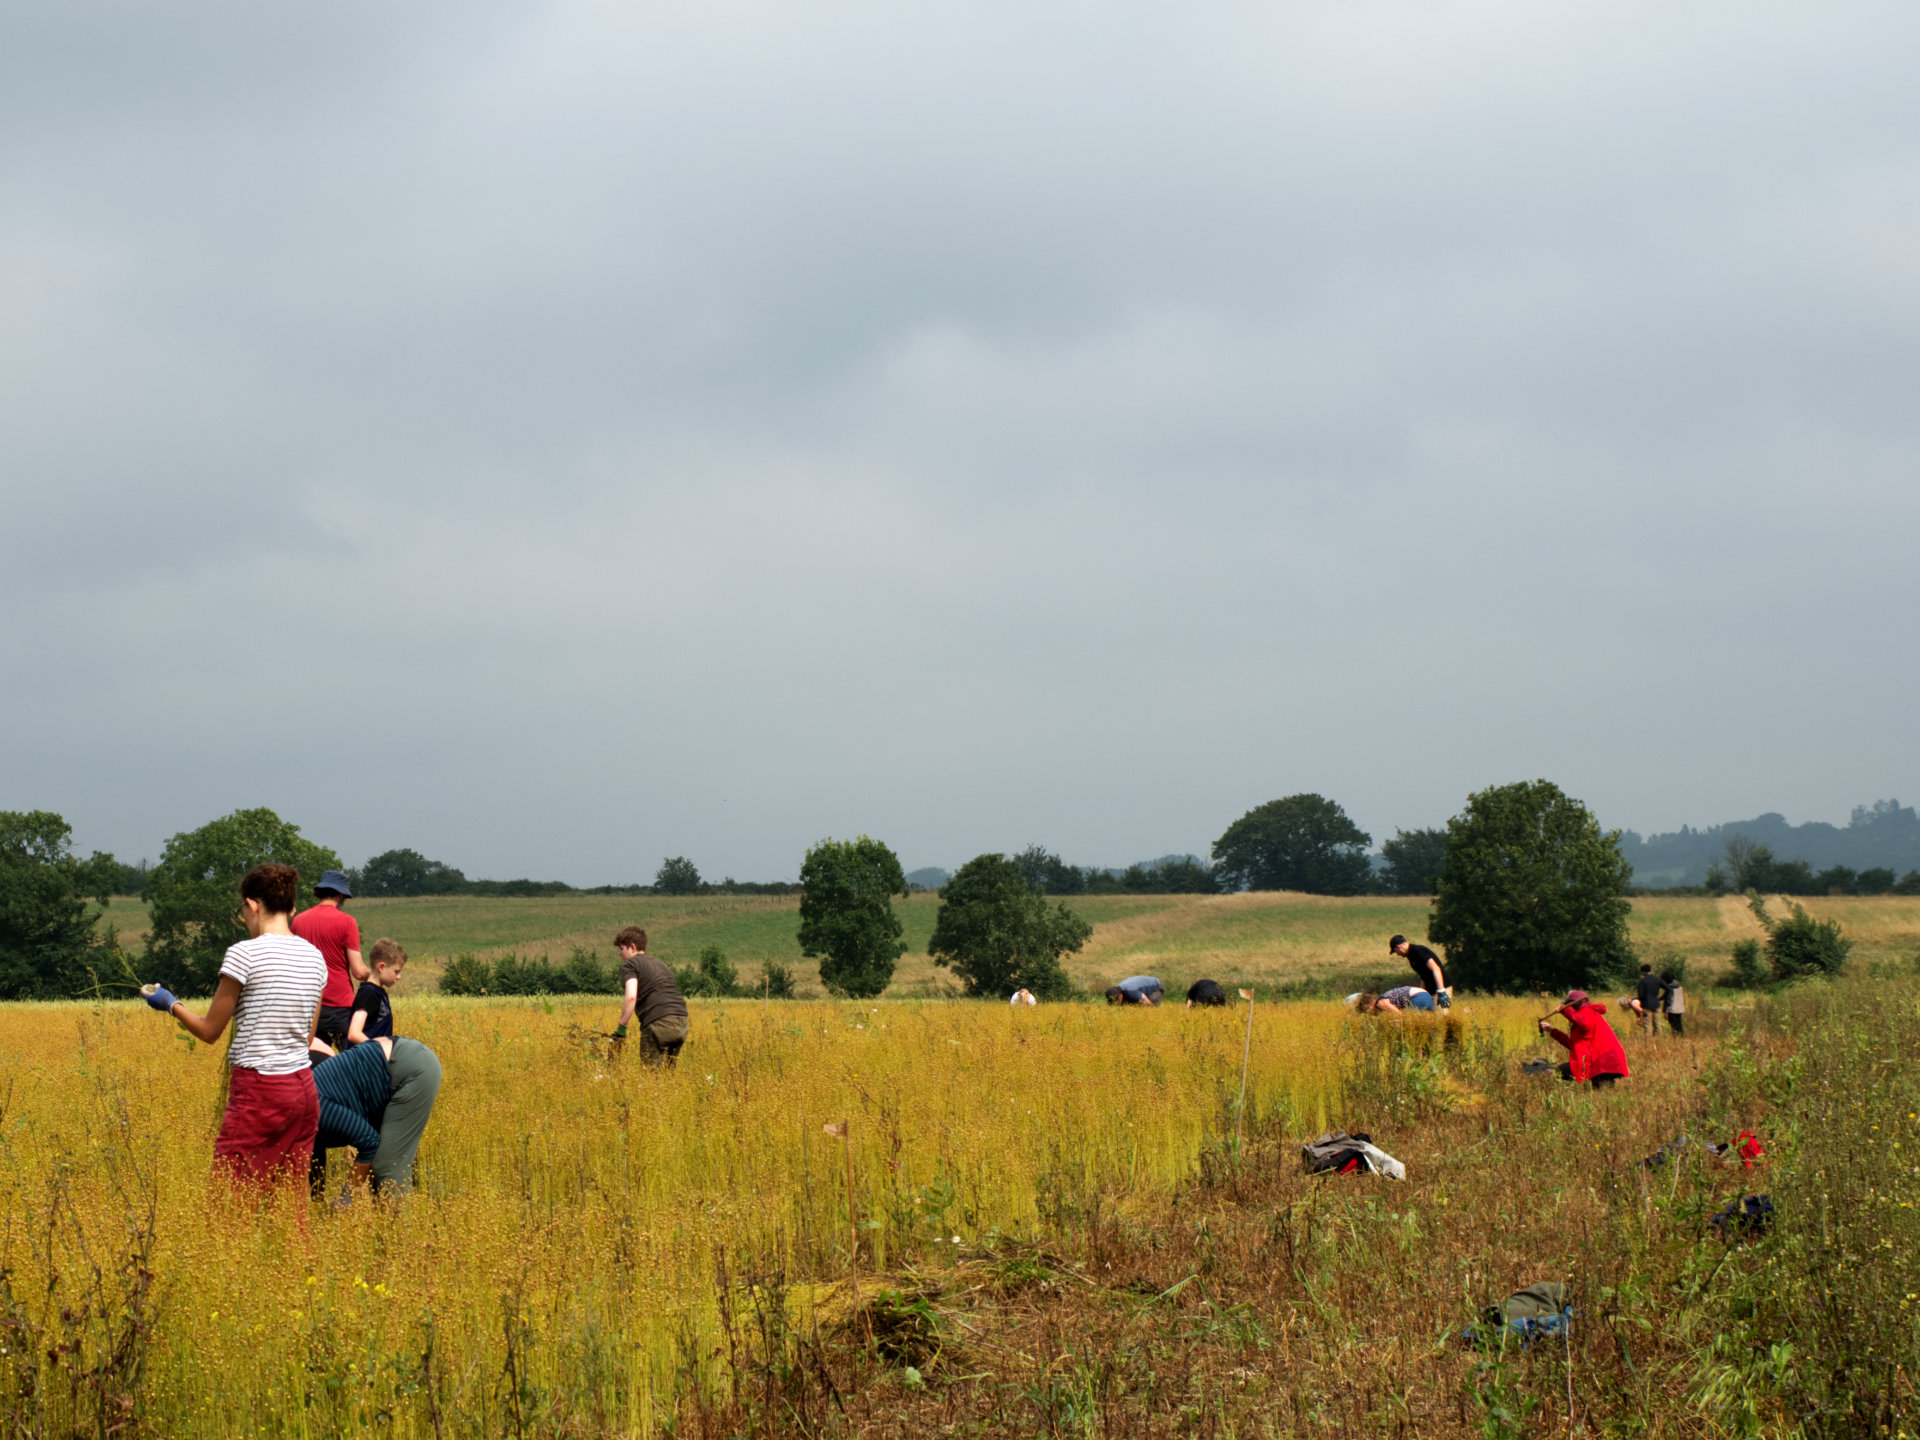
xmin=1538 ymin=990 xmax=1630 ymax=1088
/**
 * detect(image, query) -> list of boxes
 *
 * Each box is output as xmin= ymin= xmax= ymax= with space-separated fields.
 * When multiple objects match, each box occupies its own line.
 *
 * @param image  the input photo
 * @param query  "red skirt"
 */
xmin=214 ymin=1066 xmax=320 ymax=1186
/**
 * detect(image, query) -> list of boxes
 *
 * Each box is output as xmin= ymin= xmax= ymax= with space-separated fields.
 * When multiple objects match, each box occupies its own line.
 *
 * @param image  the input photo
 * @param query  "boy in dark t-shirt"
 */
xmin=613 ymin=926 xmax=689 ymax=1066
xmin=347 ymin=938 xmax=405 ymax=1045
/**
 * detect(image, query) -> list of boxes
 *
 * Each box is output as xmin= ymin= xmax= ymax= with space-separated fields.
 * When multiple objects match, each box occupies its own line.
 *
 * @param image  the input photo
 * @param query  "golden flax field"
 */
xmin=0 ymin=992 xmax=1545 ymax=1436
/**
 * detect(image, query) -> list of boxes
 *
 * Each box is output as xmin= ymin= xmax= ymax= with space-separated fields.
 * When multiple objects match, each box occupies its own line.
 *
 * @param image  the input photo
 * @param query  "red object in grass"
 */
xmin=1736 ymin=1130 xmax=1765 ymax=1168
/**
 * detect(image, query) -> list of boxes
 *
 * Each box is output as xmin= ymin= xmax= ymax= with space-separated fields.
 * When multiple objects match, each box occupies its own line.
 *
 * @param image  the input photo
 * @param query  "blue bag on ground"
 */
xmin=1461 ymin=1282 xmax=1573 ymax=1348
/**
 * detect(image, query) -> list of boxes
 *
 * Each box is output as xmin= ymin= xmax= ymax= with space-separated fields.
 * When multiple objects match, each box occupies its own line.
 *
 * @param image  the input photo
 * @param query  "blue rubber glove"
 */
xmin=142 ymin=984 xmax=177 ymax=1012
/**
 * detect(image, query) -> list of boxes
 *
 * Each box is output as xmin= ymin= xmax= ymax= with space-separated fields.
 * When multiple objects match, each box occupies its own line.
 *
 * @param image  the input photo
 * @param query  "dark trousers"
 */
xmin=316 ymin=1006 xmax=355 ymax=1050
xmin=640 ymin=1029 xmax=684 ymax=1067
xmin=1558 ymin=1062 xmax=1620 ymax=1089
xmin=638 ymin=1013 xmax=688 ymax=1068
xmin=1665 ymin=1013 xmax=1684 ymax=1035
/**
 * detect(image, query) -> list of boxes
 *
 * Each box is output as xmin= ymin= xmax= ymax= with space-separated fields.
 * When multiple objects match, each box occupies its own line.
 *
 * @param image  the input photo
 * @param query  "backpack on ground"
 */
xmin=1639 ymin=1135 xmax=1691 ymax=1170
xmin=1301 ymin=1131 xmax=1406 ymax=1181
xmin=1710 ymin=1194 xmax=1773 ymax=1242
xmin=1461 ymin=1281 xmax=1573 ymax=1349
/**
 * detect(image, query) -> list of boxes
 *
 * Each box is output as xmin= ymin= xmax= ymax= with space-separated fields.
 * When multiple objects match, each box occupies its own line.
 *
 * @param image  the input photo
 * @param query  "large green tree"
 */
xmin=1380 ymin=827 xmax=1448 ymax=895
xmin=797 ymin=836 xmax=906 ymax=999
xmin=145 ymin=808 xmax=342 ymax=995
xmin=928 ymin=854 xmax=1092 ymax=999
xmin=0 ymin=811 xmax=113 ymax=999
xmin=1211 ymin=794 xmax=1373 ymax=894
xmin=1428 ymin=780 xmax=1634 ymax=993
xmin=354 ymin=848 xmax=468 ymax=897
xmin=654 ymin=856 xmax=703 ymax=895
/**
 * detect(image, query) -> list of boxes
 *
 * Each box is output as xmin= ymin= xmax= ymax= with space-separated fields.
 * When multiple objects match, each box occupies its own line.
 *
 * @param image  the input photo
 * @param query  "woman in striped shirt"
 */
xmin=144 ymin=863 xmax=328 ymax=1185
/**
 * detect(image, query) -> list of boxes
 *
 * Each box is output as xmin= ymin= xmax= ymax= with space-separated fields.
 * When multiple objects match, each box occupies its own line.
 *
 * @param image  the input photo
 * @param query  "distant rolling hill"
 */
xmin=1620 ymin=799 xmax=1920 ymax=886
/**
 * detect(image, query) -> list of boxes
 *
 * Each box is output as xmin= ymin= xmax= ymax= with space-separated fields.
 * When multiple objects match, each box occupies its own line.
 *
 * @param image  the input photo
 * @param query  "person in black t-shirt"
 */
xmin=613 ymin=926 xmax=689 ymax=1065
xmin=346 ymin=937 xmax=405 ymax=1045
xmin=1389 ymin=935 xmax=1451 ymax=1006
xmin=1185 ymin=979 xmax=1229 ymax=1008
xmin=1631 ymin=962 xmax=1664 ymax=1037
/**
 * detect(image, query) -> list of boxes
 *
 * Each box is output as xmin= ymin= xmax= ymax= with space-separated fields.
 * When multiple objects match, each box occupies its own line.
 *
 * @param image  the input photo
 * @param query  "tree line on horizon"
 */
xmin=0 ymin=783 xmax=1900 ymax=1002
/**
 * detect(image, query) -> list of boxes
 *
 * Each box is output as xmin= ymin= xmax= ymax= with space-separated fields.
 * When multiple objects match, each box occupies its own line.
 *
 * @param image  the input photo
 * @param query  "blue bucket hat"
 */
xmin=315 ymin=869 xmax=353 ymax=898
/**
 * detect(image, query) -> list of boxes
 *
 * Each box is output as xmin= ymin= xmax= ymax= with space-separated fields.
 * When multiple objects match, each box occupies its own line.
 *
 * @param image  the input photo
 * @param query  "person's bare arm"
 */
xmin=617 ymin=977 xmax=639 ymax=1030
xmin=309 ymin=1001 xmax=321 ymax=1047
xmin=1376 ymin=997 xmax=1401 ymax=1014
xmin=1425 ymin=957 xmax=1446 ymax=991
xmin=169 ymin=976 xmax=243 ymax=1043
xmin=347 ymin=947 xmax=370 ymax=985
xmin=347 ymin=1007 xmax=370 ymax=1044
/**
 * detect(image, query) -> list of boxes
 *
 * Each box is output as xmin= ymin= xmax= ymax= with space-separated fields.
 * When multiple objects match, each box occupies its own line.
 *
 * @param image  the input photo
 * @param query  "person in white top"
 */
xmin=144 ymin=863 xmax=327 ymax=1186
xmin=1009 ymin=989 xmax=1037 ymax=1006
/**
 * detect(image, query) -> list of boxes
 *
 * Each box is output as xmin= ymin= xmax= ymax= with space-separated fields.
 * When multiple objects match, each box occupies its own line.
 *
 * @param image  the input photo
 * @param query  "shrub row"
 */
xmin=436 ymin=946 xmax=798 ymax=999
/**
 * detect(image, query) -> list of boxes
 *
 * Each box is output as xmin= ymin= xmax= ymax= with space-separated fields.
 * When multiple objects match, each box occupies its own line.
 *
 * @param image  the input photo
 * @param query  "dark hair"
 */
xmin=1640 ymin=962 xmax=1652 ymax=972
xmin=1389 ymin=934 xmax=1407 ymax=950
xmin=1660 ymin=970 xmax=1676 ymax=984
xmin=615 ymin=926 xmax=648 ymax=951
xmin=1103 ymin=986 xmax=1123 ymax=1005
xmin=369 ymin=937 xmax=408 ymax=969
xmin=240 ymin=863 xmax=299 ymax=916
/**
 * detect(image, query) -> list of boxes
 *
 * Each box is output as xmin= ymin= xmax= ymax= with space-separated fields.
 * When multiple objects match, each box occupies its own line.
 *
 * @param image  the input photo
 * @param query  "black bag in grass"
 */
xmin=1639 ymin=1135 xmax=1691 ymax=1171
xmin=1710 ymin=1194 xmax=1774 ymax=1242
xmin=1301 ymin=1130 xmax=1373 ymax=1176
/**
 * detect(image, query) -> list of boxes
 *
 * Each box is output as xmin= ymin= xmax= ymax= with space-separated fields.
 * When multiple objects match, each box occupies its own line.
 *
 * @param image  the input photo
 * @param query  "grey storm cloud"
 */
xmin=2 ymin=1 xmax=1917 ymax=881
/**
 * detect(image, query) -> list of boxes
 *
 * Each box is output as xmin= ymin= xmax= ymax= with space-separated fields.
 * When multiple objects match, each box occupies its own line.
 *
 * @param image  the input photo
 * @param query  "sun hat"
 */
xmin=315 ymin=869 xmax=353 ymax=898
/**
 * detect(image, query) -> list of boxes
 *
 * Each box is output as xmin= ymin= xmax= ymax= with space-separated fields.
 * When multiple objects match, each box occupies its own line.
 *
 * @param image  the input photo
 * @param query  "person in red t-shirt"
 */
xmin=292 ymin=870 xmax=368 ymax=1051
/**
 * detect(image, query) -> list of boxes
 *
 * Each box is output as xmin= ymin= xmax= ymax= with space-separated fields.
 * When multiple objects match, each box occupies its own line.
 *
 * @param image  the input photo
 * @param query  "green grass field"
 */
xmin=94 ymin=889 xmax=1920 ymax=998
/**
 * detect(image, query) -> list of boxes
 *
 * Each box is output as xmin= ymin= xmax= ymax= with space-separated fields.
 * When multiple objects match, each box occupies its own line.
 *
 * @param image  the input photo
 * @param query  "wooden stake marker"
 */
xmin=1237 ymin=989 xmax=1256 ymax=1147
xmin=823 ymin=1120 xmax=855 ymax=1267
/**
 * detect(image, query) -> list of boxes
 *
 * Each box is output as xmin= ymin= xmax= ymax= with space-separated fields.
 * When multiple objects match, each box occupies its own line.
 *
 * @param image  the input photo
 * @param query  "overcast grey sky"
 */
xmin=3 ymin=1 xmax=1916 ymax=882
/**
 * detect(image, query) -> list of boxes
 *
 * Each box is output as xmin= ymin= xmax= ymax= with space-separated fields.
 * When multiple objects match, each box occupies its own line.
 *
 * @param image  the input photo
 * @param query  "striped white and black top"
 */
xmin=220 ymin=935 xmax=326 ymax=1075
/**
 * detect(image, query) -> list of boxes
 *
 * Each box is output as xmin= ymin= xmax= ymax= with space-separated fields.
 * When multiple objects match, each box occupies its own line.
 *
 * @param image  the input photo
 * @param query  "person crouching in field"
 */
xmin=309 ymin=1032 xmax=443 ymax=1197
xmin=1104 ymin=976 xmax=1165 ymax=1005
xmin=1538 ymin=990 xmax=1630 ymax=1089
xmin=1355 ymin=985 xmax=1436 ymax=1014
xmin=1186 ymin=979 xmax=1228 ymax=1008
xmin=613 ymin=927 xmax=689 ymax=1065
xmin=143 ymin=863 xmax=326 ymax=1186
xmin=1389 ymin=935 xmax=1452 ymax=1008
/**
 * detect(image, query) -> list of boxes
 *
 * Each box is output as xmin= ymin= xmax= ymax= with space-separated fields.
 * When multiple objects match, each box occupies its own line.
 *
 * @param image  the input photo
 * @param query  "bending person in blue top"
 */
xmin=310 ymin=1033 xmax=443 ymax=1197
xmin=1104 ymin=976 xmax=1165 ymax=1006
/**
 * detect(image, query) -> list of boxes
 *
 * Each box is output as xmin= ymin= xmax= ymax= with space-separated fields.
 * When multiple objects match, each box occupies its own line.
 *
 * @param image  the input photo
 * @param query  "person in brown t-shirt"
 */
xmin=612 ymin=926 xmax=689 ymax=1066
